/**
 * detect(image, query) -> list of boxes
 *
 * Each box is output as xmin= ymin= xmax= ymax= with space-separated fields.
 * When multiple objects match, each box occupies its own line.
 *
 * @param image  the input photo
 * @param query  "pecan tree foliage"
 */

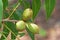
xmin=0 ymin=0 xmax=55 ymax=40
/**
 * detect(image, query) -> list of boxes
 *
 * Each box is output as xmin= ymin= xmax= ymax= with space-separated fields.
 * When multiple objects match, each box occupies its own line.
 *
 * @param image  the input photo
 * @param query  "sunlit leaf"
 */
xmin=0 ymin=0 xmax=3 ymax=24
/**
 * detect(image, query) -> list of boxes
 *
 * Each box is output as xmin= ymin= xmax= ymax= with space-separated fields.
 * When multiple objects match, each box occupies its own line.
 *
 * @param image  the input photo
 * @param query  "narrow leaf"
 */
xmin=3 ymin=11 xmax=9 ymax=19
xmin=4 ymin=22 xmax=18 ymax=39
xmin=2 ymin=0 xmax=8 ymax=10
xmin=19 ymin=0 xmax=30 ymax=9
xmin=18 ymin=32 xmax=25 ymax=37
xmin=45 ymin=0 xmax=56 ymax=20
xmin=26 ymin=23 xmax=35 ymax=40
xmin=32 ymin=0 xmax=41 ymax=20
xmin=0 ymin=26 xmax=9 ymax=40
xmin=10 ymin=9 xmax=23 ymax=20
xmin=0 ymin=0 xmax=3 ymax=24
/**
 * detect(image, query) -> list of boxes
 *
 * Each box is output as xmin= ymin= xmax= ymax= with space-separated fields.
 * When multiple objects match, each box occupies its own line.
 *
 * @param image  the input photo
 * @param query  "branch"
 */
xmin=2 ymin=19 xmax=18 ymax=22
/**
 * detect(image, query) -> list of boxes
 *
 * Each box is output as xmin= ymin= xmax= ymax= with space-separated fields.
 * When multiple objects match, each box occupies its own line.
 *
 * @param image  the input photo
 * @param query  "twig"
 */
xmin=2 ymin=19 xmax=18 ymax=22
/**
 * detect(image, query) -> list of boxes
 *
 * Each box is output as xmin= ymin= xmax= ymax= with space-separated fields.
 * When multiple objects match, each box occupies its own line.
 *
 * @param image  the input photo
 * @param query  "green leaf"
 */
xmin=19 ymin=0 xmax=30 ymax=9
xmin=2 ymin=39 xmax=15 ymax=40
xmin=11 ymin=9 xmax=23 ymax=20
xmin=4 ymin=22 xmax=18 ymax=39
xmin=18 ymin=0 xmax=23 ymax=5
xmin=11 ymin=12 xmax=20 ymax=20
xmin=2 ymin=39 xmax=6 ymax=40
xmin=9 ymin=3 xmax=23 ymax=20
xmin=32 ymin=0 xmax=41 ymax=20
xmin=39 ymin=28 xmax=47 ymax=37
xmin=0 ymin=0 xmax=3 ymax=24
xmin=0 ymin=26 xmax=9 ymax=40
xmin=22 ymin=0 xmax=30 ymax=9
xmin=2 ymin=0 xmax=8 ymax=10
xmin=26 ymin=23 xmax=35 ymax=40
xmin=1 ymin=9 xmax=9 ymax=40
xmin=18 ymin=32 xmax=25 ymax=37
xmin=3 ymin=11 xmax=9 ymax=19
xmin=45 ymin=0 xmax=56 ymax=20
